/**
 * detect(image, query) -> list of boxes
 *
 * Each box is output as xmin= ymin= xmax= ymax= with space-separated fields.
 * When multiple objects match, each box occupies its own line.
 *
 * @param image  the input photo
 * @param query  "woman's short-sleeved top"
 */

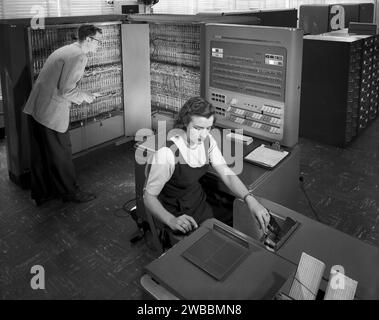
xmin=145 ymin=133 xmax=226 ymax=196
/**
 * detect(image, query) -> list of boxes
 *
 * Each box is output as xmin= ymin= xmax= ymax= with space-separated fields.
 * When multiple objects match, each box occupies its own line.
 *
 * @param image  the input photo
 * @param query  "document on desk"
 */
xmin=289 ymin=252 xmax=325 ymax=300
xmin=244 ymin=144 xmax=289 ymax=169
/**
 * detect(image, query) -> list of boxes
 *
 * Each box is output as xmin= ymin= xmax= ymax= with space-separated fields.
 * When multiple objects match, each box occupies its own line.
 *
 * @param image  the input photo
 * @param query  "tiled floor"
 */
xmin=0 ymin=140 xmax=157 ymax=299
xmin=297 ymin=121 xmax=379 ymax=245
xmin=1 ymin=118 xmax=379 ymax=299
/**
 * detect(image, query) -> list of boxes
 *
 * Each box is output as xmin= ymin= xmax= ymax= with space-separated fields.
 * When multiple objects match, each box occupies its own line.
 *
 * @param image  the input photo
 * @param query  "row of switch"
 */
xmin=226 ymin=106 xmax=282 ymax=125
xmin=262 ymin=105 xmax=282 ymax=115
xmin=228 ymin=115 xmax=281 ymax=134
xmin=247 ymin=112 xmax=282 ymax=125
xmin=226 ymin=105 xmax=282 ymax=116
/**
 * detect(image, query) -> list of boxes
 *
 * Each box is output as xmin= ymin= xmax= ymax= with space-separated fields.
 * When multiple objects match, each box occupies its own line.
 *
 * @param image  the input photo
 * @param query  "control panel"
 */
xmin=204 ymin=24 xmax=303 ymax=147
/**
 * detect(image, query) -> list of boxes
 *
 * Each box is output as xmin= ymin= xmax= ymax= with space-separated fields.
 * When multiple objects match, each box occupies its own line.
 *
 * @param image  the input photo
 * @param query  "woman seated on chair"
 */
xmin=143 ymin=96 xmax=270 ymax=236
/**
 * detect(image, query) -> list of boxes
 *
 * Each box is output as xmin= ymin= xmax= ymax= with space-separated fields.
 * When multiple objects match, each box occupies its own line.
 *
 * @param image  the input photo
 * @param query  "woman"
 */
xmin=143 ymin=97 xmax=270 ymax=235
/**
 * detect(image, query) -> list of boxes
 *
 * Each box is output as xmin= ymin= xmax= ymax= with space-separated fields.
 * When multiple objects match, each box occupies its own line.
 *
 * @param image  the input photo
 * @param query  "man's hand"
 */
xmin=82 ymin=92 xmax=101 ymax=104
xmin=167 ymin=214 xmax=198 ymax=234
xmin=82 ymin=92 xmax=95 ymax=103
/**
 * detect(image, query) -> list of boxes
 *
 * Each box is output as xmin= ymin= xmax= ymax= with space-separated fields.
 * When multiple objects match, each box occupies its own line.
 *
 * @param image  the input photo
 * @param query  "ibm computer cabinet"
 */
xmin=0 ymin=15 xmax=151 ymax=187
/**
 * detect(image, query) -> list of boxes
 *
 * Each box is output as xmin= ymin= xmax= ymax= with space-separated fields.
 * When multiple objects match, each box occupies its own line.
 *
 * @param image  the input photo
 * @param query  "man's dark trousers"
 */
xmin=28 ymin=116 xmax=77 ymax=201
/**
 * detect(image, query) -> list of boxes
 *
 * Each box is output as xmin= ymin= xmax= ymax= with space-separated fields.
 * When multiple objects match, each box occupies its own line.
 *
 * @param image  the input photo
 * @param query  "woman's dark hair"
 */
xmin=78 ymin=25 xmax=102 ymax=42
xmin=175 ymin=97 xmax=216 ymax=130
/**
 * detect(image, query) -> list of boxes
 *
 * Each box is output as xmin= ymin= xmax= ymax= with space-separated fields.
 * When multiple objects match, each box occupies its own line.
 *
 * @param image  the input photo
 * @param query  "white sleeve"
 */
xmin=208 ymin=134 xmax=227 ymax=167
xmin=144 ymin=147 xmax=176 ymax=196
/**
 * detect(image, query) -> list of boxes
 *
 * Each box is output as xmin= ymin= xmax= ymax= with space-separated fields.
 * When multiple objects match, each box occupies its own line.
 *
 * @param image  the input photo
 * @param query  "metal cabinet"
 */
xmin=0 ymin=15 xmax=151 ymax=187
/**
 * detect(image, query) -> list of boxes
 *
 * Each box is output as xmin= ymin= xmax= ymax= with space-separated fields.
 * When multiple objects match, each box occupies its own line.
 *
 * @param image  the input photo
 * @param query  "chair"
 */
xmin=144 ymin=205 xmax=185 ymax=253
xmin=143 ymin=162 xmax=185 ymax=254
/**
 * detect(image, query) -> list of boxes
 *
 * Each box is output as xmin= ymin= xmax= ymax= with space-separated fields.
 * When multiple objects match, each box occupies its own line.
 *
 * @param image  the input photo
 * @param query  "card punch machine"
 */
xmin=143 ymin=216 xmax=301 ymax=300
xmin=182 ymin=213 xmax=299 ymax=282
xmin=261 ymin=211 xmax=299 ymax=252
xmin=233 ymin=207 xmax=299 ymax=252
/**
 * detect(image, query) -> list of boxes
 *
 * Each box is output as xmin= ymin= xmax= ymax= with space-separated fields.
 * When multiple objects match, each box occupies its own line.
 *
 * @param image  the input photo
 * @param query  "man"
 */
xmin=24 ymin=25 xmax=102 ymax=206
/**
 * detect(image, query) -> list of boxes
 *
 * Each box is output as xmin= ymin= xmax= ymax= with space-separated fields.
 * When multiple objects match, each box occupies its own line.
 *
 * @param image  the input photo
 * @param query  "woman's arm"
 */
xmin=143 ymin=192 xmax=198 ymax=233
xmin=212 ymin=163 xmax=270 ymax=232
xmin=144 ymin=146 xmax=198 ymax=234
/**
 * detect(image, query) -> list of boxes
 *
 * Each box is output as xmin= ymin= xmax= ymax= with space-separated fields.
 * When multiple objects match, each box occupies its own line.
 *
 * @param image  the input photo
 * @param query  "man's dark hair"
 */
xmin=175 ymin=97 xmax=216 ymax=130
xmin=78 ymin=25 xmax=102 ymax=42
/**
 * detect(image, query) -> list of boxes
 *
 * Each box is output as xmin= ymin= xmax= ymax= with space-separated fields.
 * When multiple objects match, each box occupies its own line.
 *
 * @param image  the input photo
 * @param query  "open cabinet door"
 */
xmin=122 ymin=23 xmax=151 ymax=137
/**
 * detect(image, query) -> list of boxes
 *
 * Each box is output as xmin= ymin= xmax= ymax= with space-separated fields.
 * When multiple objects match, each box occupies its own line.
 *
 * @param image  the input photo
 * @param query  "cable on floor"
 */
xmin=299 ymin=175 xmax=322 ymax=223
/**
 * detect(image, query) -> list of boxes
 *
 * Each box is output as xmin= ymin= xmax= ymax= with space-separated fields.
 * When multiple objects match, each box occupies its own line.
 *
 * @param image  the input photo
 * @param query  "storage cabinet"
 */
xmin=300 ymin=32 xmax=379 ymax=147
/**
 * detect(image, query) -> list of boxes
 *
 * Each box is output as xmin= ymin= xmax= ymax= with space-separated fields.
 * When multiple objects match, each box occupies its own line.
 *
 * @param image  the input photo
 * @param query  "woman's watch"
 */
xmin=243 ymin=193 xmax=253 ymax=203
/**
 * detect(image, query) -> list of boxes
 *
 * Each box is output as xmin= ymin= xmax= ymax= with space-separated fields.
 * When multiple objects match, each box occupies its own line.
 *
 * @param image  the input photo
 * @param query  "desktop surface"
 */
xmin=144 ymin=218 xmax=297 ymax=300
xmin=234 ymin=198 xmax=379 ymax=300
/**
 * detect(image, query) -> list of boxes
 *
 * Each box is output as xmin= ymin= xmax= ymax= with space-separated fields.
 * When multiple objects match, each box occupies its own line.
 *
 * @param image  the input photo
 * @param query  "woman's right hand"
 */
xmin=168 ymin=214 xmax=198 ymax=234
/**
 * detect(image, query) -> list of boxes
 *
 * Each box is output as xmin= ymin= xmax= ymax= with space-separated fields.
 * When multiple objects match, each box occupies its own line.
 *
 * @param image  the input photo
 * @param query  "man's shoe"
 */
xmin=62 ymin=190 xmax=96 ymax=203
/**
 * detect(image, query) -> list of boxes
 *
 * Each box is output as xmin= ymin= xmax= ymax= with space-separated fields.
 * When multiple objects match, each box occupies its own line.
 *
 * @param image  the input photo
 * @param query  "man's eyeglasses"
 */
xmin=89 ymin=36 xmax=101 ymax=44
